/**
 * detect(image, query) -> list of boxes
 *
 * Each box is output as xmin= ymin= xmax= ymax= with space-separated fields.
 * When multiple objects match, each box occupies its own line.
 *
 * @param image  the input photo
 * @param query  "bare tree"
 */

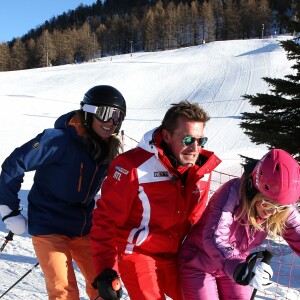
xmin=0 ymin=43 xmax=11 ymax=71
xmin=144 ymin=9 xmax=155 ymax=51
xmin=11 ymin=39 xmax=27 ymax=70
xmin=191 ymin=0 xmax=200 ymax=45
xmin=201 ymin=0 xmax=216 ymax=42
xmin=76 ymin=21 xmax=99 ymax=61
xmin=165 ymin=1 xmax=177 ymax=49
xmin=221 ymin=0 xmax=241 ymax=40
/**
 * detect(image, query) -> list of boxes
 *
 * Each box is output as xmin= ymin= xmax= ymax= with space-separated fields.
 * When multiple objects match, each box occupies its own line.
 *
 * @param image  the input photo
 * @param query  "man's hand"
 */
xmin=92 ymin=268 xmax=122 ymax=300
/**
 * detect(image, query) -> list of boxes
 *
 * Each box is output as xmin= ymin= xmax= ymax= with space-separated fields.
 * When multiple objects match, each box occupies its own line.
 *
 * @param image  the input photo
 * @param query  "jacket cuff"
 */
xmin=224 ymin=257 xmax=245 ymax=279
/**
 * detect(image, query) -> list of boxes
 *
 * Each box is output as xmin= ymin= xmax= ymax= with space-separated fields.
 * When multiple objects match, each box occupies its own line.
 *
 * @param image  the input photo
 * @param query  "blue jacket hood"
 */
xmin=54 ymin=111 xmax=77 ymax=130
xmin=54 ymin=110 xmax=89 ymax=147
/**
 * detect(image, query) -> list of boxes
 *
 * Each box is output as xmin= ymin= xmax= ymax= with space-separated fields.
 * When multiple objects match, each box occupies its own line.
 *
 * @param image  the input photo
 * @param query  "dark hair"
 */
xmin=161 ymin=101 xmax=210 ymax=134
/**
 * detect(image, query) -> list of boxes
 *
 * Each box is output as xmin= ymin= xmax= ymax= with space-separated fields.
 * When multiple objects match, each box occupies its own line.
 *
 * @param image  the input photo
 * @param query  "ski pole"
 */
xmin=250 ymin=250 xmax=274 ymax=300
xmin=0 ymin=231 xmax=14 ymax=253
xmin=0 ymin=262 xmax=40 ymax=299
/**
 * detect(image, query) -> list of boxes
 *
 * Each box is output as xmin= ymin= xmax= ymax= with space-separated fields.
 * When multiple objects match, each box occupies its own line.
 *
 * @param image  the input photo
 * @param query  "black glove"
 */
xmin=92 ymin=268 xmax=122 ymax=300
xmin=233 ymin=252 xmax=258 ymax=286
xmin=233 ymin=251 xmax=270 ymax=286
xmin=234 ymin=251 xmax=273 ymax=291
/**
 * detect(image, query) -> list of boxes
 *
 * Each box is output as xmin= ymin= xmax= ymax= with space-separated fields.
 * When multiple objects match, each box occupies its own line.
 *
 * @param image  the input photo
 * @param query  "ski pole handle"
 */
xmin=250 ymin=250 xmax=274 ymax=300
xmin=5 ymin=231 xmax=14 ymax=241
xmin=0 ymin=231 xmax=14 ymax=253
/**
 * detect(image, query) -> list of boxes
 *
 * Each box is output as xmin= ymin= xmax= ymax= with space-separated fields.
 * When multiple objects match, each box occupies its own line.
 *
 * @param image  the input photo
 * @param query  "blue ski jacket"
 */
xmin=0 ymin=111 xmax=109 ymax=237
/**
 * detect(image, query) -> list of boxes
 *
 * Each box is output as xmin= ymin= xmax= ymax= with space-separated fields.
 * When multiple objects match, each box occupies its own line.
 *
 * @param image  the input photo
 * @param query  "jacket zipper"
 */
xmin=80 ymin=164 xmax=99 ymax=236
xmin=78 ymin=162 xmax=83 ymax=192
xmin=82 ymin=164 xmax=99 ymax=204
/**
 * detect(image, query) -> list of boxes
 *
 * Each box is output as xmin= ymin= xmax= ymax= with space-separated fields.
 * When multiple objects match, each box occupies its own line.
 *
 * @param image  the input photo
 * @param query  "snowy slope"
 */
xmin=0 ymin=35 xmax=298 ymax=299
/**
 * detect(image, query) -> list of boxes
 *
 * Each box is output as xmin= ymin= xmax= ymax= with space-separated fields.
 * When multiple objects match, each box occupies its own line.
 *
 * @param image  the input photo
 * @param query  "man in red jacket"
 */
xmin=90 ymin=101 xmax=221 ymax=300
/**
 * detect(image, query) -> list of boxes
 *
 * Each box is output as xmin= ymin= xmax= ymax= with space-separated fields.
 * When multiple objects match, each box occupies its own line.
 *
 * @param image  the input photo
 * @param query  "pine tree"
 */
xmin=240 ymin=38 xmax=300 ymax=161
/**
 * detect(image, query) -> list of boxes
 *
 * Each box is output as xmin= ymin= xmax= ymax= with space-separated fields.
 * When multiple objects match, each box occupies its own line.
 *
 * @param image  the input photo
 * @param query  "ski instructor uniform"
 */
xmin=90 ymin=100 xmax=221 ymax=300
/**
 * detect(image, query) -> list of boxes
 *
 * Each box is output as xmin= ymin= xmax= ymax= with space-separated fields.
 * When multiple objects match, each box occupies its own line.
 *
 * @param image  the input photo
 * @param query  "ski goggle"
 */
xmin=82 ymin=104 xmax=124 ymax=126
xmin=260 ymin=199 xmax=291 ymax=213
xmin=182 ymin=136 xmax=208 ymax=147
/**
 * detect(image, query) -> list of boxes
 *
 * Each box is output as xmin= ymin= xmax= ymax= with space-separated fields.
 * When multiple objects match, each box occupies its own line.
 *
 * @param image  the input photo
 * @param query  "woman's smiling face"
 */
xmin=92 ymin=116 xmax=117 ymax=140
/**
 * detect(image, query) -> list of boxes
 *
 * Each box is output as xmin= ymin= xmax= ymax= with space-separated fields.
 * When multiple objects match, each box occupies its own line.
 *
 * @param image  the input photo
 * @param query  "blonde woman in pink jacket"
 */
xmin=179 ymin=149 xmax=300 ymax=300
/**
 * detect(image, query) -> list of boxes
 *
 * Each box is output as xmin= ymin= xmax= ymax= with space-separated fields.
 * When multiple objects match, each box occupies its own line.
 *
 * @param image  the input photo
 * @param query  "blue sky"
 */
xmin=0 ymin=0 xmax=97 ymax=42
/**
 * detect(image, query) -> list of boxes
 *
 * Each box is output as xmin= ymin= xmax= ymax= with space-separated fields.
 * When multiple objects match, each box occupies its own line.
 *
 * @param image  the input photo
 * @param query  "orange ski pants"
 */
xmin=32 ymin=234 xmax=98 ymax=300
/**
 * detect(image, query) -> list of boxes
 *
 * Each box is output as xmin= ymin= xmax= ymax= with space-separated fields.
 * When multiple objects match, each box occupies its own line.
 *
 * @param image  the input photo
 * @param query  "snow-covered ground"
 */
xmin=0 ymin=35 xmax=299 ymax=299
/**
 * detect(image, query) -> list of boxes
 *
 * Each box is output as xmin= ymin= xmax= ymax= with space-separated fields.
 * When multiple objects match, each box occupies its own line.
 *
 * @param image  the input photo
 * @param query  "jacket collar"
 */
xmin=138 ymin=126 xmax=221 ymax=175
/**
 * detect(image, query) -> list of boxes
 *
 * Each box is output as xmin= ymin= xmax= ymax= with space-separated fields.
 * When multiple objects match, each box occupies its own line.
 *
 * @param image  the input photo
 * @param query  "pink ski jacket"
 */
xmin=179 ymin=177 xmax=300 ymax=280
xmin=90 ymin=126 xmax=221 ymax=275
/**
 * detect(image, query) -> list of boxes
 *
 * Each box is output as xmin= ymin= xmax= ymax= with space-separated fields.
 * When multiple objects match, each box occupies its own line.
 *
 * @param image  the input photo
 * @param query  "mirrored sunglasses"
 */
xmin=182 ymin=136 xmax=208 ymax=147
xmin=82 ymin=104 xmax=124 ymax=126
xmin=260 ymin=199 xmax=291 ymax=213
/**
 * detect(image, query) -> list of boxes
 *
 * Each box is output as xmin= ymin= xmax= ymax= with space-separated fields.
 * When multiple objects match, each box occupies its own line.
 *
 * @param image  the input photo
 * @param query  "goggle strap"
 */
xmin=82 ymin=104 xmax=98 ymax=114
xmin=261 ymin=199 xmax=291 ymax=211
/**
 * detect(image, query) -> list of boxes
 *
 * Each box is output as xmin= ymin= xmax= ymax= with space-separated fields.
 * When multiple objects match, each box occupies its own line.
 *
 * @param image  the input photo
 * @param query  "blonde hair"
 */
xmin=238 ymin=175 xmax=291 ymax=238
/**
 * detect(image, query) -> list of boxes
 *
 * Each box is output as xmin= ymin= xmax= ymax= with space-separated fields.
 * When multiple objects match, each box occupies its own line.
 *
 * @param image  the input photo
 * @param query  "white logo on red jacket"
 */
xmin=113 ymin=171 xmax=122 ymax=181
xmin=115 ymin=165 xmax=129 ymax=175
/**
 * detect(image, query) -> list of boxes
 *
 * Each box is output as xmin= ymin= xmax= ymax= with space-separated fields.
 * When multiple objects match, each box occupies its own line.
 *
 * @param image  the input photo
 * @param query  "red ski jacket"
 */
xmin=90 ymin=127 xmax=221 ymax=274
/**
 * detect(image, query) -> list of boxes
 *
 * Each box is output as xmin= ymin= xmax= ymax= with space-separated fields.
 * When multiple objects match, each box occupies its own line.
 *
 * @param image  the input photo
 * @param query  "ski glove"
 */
xmin=233 ymin=251 xmax=273 ymax=290
xmin=0 ymin=205 xmax=27 ymax=235
xmin=249 ymin=262 xmax=273 ymax=290
xmin=92 ymin=268 xmax=122 ymax=300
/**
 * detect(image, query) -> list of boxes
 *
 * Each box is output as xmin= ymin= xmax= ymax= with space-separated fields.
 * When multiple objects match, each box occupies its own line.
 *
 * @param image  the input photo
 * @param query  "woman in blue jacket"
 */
xmin=0 ymin=85 xmax=126 ymax=300
xmin=179 ymin=149 xmax=300 ymax=300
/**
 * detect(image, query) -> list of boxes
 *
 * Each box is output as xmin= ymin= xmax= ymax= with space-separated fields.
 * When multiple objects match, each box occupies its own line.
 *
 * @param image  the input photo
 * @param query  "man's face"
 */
xmin=162 ymin=116 xmax=205 ymax=167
